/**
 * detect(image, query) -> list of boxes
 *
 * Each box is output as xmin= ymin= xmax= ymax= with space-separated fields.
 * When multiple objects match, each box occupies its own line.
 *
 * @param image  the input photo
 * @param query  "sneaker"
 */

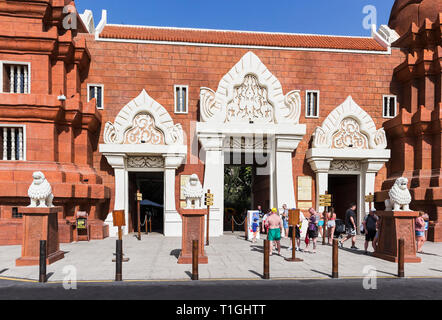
xmin=339 ymin=241 xmax=344 ymax=248
xmin=295 ymin=247 xmax=299 ymax=251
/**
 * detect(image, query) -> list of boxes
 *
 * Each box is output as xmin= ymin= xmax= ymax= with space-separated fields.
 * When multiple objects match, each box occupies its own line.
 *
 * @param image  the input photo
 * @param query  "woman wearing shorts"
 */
xmin=305 ymin=208 xmax=319 ymax=253
xmin=326 ymin=208 xmax=336 ymax=245
xmin=415 ymin=212 xmax=426 ymax=253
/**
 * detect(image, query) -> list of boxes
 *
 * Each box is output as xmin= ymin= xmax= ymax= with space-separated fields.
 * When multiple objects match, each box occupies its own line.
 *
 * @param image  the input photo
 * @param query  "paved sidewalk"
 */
xmin=1 ymin=232 xmax=441 ymax=281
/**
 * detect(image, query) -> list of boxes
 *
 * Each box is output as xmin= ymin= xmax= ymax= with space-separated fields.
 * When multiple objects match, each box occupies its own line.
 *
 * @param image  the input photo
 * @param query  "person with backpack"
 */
xmin=305 ymin=208 xmax=319 ymax=253
xmin=339 ymin=202 xmax=358 ymax=250
xmin=363 ymin=208 xmax=379 ymax=254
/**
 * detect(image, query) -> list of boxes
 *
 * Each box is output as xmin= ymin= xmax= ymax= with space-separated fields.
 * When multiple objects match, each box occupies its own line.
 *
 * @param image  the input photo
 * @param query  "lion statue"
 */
xmin=183 ymin=174 xmax=204 ymax=209
xmin=384 ymin=177 xmax=412 ymax=211
xmin=28 ymin=171 xmax=54 ymax=208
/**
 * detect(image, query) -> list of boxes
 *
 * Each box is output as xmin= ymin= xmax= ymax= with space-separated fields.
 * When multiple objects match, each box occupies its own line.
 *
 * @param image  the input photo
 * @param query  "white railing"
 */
xmin=6 ymin=64 xmax=29 ymax=94
xmin=1 ymin=127 xmax=24 ymax=161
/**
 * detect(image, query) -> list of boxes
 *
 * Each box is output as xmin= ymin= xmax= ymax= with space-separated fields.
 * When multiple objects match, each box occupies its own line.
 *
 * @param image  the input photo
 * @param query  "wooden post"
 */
xmin=137 ymin=189 xmax=141 ymax=241
xmin=263 ymin=240 xmax=270 ymax=279
xmin=115 ymin=239 xmax=123 ymax=281
xmin=322 ymin=207 xmax=327 ymax=245
xmin=286 ymin=227 xmax=303 ymax=262
xmin=39 ymin=240 xmax=47 ymax=283
xmin=244 ymin=216 xmax=248 ymax=240
xmin=206 ymin=189 xmax=211 ymax=246
xmin=332 ymin=239 xmax=339 ymax=278
xmin=192 ymin=240 xmax=199 ymax=280
xmin=398 ymin=238 xmax=405 ymax=278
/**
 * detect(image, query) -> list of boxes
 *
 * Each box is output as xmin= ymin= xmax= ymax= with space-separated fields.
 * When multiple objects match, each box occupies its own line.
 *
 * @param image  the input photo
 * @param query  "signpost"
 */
xmin=136 ymin=190 xmax=142 ymax=241
xmin=286 ymin=209 xmax=303 ymax=262
xmin=112 ymin=210 xmax=129 ymax=262
xmin=319 ymin=192 xmax=332 ymax=245
xmin=365 ymin=193 xmax=375 ymax=210
xmin=204 ymin=190 xmax=214 ymax=246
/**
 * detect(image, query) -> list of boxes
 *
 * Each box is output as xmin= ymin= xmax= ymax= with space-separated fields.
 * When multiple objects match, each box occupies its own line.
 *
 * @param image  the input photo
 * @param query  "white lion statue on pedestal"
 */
xmin=385 ymin=177 xmax=412 ymax=211
xmin=28 ymin=171 xmax=54 ymax=208
xmin=183 ymin=174 xmax=204 ymax=209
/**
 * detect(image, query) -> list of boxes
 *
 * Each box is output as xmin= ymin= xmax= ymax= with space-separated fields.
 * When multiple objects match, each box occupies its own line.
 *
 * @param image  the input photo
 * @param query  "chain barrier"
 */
xmin=140 ymin=215 xmax=147 ymax=227
xmin=232 ymin=216 xmax=246 ymax=226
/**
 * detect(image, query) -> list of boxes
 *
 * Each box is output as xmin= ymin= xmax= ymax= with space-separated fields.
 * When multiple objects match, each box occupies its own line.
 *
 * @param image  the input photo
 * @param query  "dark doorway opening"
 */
xmin=224 ymin=151 xmax=270 ymax=231
xmin=328 ymin=175 xmax=358 ymax=221
xmin=129 ymin=172 xmax=164 ymax=234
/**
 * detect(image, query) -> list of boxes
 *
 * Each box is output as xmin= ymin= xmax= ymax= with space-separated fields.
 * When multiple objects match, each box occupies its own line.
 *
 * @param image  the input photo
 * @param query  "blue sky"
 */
xmin=76 ymin=0 xmax=396 ymax=36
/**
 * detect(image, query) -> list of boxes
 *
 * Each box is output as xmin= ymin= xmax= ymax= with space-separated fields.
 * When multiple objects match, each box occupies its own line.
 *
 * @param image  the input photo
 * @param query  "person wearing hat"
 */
xmin=265 ymin=208 xmax=283 ymax=255
xmin=363 ymin=208 xmax=379 ymax=254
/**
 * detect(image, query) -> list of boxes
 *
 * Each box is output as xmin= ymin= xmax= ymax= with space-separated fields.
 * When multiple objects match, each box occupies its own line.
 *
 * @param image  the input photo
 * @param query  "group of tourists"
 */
xmin=254 ymin=202 xmax=429 ymax=256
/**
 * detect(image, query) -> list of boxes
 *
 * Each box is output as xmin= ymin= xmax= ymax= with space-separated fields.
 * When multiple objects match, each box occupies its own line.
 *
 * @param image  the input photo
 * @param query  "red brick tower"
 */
xmin=0 ymin=0 xmax=110 ymax=245
xmin=379 ymin=1 xmax=442 ymax=241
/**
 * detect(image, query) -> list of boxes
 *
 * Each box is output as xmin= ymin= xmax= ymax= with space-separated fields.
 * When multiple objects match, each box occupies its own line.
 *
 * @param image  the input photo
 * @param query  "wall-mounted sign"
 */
xmin=297 ymin=176 xmax=312 ymax=201
xmin=297 ymin=201 xmax=313 ymax=210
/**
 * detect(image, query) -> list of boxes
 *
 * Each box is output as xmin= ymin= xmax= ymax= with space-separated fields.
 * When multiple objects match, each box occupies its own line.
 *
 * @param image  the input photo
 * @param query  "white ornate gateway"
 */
xmin=306 ymin=96 xmax=391 ymax=222
xmin=197 ymin=51 xmax=306 ymax=236
xmin=100 ymin=90 xmax=187 ymax=237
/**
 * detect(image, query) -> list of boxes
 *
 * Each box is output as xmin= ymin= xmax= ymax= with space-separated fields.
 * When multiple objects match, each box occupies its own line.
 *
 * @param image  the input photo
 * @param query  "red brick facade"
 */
xmin=0 ymin=0 xmax=440 ymax=244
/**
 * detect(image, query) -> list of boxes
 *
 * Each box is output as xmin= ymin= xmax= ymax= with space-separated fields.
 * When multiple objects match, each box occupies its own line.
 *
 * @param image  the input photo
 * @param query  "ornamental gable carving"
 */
xmin=200 ymin=51 xmax=301 ymax=125
xmin=330 ymin=160 xmax=361 ymax=171
xmin=103 ymin=90 xmax=184 ymax=146
xmin=124 ymin=113 xmax=165 ymax=145
xmin=127 ymin=156 xmax=165 ymax=168
xmin=312 ymin=96 xmax=387 ymax=150
xmin=331 ymin=118 xmax=368 ymax=149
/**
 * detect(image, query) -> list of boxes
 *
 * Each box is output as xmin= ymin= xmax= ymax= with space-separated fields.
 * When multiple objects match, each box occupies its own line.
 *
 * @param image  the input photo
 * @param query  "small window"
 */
xmin=12 ymin=207 xmax=22 ymax=219
xmin=306 ymin=90 xmax=319 ymax=118
xmin=88 ymin=84 xmax=104 ymax=109
xmin=174 ymin=85 xmax=188 ymax=114
xmin=0 ymin=126 xmax=25 ymax=161
xmin=1 ymin=62 xmax=30 ymax=94
xmin=383 ymin=95 xmax=397 ymax=118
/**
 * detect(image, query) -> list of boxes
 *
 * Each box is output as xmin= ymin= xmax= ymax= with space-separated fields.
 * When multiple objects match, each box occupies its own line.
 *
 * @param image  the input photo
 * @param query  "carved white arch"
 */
xmin=200 ymin=51 xmax=301 ymax=124
xmin=103 ymin=89 xmax=184 ymax=146
xmin=312 ymin=96 xmax=387 ymax=149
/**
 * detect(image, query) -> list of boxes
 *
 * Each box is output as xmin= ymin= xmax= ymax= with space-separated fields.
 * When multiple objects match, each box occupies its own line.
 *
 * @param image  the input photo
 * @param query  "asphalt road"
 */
xmin=1 ymin=277 xmax=441 ymax=300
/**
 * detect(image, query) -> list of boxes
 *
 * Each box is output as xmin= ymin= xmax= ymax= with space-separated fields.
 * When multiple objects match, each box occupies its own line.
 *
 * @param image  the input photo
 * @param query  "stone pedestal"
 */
xmin=373 ymin=210 xmax=421 ymax=263
xmin=177 ymin=209 xmax=208 ymax=264
xmin=16 ymin=206 xmax=64 ymax=266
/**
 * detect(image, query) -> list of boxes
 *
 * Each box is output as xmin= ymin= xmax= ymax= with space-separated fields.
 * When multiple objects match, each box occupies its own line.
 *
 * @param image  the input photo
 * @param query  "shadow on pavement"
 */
xmin=248 ymin=270 xmax=263 ymax=279
xmin=0 ymin=269 xmax=7 ymax=274
xmin=310 ymin=269 xmax=331 ymax=278
xmin=46 ymin=272 xmax=54 ymax=281
xmin=429 ymin=268 xmax=442 ymax=273
xmin=184 ymin=271 xmax=192 ymax=279
xmin=376 ymin=270 xmax=397 ymax=277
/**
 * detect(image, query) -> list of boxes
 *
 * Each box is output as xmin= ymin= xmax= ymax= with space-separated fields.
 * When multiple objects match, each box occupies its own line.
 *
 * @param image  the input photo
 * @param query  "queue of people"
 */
xmin=254 ymin=202 xmax=430 ymax=256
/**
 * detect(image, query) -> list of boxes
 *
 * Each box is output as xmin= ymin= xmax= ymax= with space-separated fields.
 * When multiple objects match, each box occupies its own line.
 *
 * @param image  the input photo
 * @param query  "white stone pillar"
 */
xmin=361 ymin=160 xmax=385 ymax=218
xmin=275 ymin=137 xmax=299 ymax=209
xmin=307 ymin=157 xmax=332 ymax=212
xmin=103 ymin=154 xmax=127 ymax=236
xmin=3 ymin=128 xmax=7 ymax=160
xmin=163 ymin=155 xmax=184 ymax=237
xmin=199 ymin=133 xmax=225 ymax=237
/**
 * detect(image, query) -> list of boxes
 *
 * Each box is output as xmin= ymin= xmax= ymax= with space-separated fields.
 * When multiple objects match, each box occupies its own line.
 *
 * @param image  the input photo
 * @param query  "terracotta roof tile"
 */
xmin=99 ymin=25 xmax=387 ymax=52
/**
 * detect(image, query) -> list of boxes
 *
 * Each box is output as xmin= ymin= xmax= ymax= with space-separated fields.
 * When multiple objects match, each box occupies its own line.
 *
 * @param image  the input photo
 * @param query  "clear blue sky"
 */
xmin=75 ymin=0 xmax=396 ymax=36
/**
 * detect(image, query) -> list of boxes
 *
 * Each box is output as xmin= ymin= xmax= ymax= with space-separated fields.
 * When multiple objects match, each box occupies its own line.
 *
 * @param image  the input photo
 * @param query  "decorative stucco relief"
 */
xmin=330 ymin=160 xmax=361 ymax=171
xmin=200 ymin=51 xmax=301 ymax=125
xmin=127 ymin=156 xmax=165 ymax=168
xmin=103 ymin=89 xmax=184 ymax=146
xmin=312 ymin=96 xmax=387 ymax=150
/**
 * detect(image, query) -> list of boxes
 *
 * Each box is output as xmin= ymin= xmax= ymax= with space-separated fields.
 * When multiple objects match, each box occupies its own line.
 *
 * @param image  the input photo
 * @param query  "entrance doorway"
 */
xmin=129 ymin=172 xmax=164 ymax=234
xmin=224 ymin=152 xmax=270 ymax=231
xmin=328 ymin=175 xmax=358 ymax=221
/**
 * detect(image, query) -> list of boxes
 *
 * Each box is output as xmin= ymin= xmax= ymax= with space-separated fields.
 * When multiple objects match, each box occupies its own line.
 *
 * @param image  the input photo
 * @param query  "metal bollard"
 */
xmin=332 ymin=239 xmax=339 ymax=278
xmin=39 ymin=240 xmax=47 ymax=283
xmin=398 ymin=238 xmax=405 ymax=278
xmin=192 ymin=240 xmax=199 ymax=280
xmin=115 ymin=239 xmax=123 ymax=281
xmin=263 ymin=240 xmax=270 ymax=279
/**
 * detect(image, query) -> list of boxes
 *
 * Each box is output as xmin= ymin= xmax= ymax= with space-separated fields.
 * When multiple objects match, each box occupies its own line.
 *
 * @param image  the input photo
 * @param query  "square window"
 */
xmin=12 ymin=207 xmax=22 ymax=219
xmin=1 ymin=62 xmax=30 ymax=94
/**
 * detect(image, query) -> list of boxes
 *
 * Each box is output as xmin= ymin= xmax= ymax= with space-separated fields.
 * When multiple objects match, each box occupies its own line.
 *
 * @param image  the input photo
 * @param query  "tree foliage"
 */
xmin=224 ymin=165 xmax=252 ymax=214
